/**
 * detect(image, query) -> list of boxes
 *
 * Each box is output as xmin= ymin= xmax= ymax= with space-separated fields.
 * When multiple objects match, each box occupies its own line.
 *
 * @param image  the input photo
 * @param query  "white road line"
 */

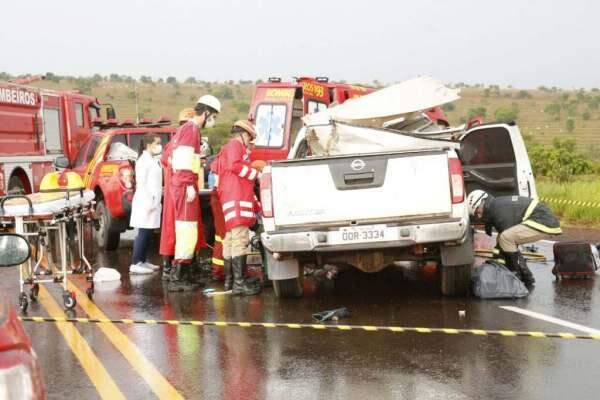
xmin=500 ymin=306 xmax=600 ymax=334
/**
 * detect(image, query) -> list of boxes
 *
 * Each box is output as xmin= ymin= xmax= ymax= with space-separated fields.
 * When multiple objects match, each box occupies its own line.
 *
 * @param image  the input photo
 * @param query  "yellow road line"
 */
xmin=68 ymin=281 xmax=183 ymax=400
xmin=38 ymin=285 xmax=126 ymax=400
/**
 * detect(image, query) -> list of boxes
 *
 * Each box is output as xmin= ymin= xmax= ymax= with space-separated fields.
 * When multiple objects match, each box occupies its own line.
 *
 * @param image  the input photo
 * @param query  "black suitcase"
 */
xmin=552 ymin=242 xmax=599 ymax=279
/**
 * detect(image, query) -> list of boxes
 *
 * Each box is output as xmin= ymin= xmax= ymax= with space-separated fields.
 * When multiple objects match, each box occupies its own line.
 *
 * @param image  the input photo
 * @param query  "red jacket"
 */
xmin=170 ymin=121 xmax=201 ymax=187
xmin=215 ymin=139 xmax=260 ymax=231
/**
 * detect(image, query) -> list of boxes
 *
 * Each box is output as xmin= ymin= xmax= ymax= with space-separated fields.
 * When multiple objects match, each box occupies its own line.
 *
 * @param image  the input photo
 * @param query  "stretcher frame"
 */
xmin=0 ymin=190 xmax=95 ymax=312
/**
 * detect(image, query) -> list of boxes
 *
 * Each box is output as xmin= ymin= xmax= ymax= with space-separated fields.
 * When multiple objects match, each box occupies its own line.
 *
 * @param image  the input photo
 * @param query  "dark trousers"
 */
xmin=132 ymin=228 xmax=153 ymax=265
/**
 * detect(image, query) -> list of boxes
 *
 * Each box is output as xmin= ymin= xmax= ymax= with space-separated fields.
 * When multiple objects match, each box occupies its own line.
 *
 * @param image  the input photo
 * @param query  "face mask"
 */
xmin=153 ymin=144 xmax=163 ymax=155
xmin=204 ymin=115 xmax=216 ymax=129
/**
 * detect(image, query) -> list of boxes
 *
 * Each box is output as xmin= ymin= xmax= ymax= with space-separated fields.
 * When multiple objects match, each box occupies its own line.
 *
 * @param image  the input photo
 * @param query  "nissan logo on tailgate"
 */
xmin=350 ymin=159 xmax=365 ymax=171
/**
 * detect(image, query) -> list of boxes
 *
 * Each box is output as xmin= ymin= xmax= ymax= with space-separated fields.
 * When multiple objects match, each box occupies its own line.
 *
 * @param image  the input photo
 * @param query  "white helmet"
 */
xmin=197 ymin=95 xmax=221 ymax=113
xmin=467 ymin=190 xmax=488 ymax=216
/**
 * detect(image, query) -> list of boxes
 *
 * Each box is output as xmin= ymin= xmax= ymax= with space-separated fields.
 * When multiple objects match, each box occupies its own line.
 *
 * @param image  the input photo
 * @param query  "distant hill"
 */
xmin=24 ymin=77 xmax=600 ymax=160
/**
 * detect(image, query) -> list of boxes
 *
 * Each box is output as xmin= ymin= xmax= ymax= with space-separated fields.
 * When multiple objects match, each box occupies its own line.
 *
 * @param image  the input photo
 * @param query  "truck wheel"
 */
xmin=273 ymin=277 xmax=304 ymax=298
xmin=439 ymin=263 xmax=472 ymax=296
xmin=95 ymin=200 xmax=121 ymax=251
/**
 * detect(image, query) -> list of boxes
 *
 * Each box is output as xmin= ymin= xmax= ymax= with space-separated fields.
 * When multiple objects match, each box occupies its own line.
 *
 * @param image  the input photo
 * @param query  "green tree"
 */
xmin=466 ymin=106 xmax=487 ymax=119
xmin=516 ymin=90 xmax=531 ymax=99
xmin=525 ymin=136 xmax=591 ymax=182
xmin=185 ymin=77 xmax=197 ymax=84
xmin=583 ymin=111 xmax=591 ymax=120
xmin=109 ymin=74 xmax=122 ymax=82
xmin=566 ymin=118 xmax=575 ymax=133
xmin=215 ymin=86 xmax=234 ymax=99
xmin=544 ymin=102 xmax=561 ymax=117
xmin=45 ymin=72 xmax=60 ymax=83
xmin=166 ymin=76 xmax=178 ymax=85
xmin=140 ymin=75 xmax=153 ymax=84
xmin=494 ymin=105 xmax=519 ymax=123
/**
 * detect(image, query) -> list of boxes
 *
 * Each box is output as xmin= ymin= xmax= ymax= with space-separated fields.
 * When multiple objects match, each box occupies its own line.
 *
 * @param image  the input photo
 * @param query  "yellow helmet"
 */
xmin=40 ymin=171 xmax=84 ymax=191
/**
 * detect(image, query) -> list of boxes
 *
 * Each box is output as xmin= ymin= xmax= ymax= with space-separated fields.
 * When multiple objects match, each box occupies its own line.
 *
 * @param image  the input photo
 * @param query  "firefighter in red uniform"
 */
xmin=164 ymin=96 xmax=221 ymax=291
xmin=160 ymin=108 xmax=196 ymax=281
xmin=215 ymin=120 xmax=264 ymax=295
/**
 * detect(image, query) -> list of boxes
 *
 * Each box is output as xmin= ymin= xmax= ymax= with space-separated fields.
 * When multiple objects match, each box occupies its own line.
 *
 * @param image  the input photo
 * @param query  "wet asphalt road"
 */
xmin=1 ymin=231 xmax=600 ymax=400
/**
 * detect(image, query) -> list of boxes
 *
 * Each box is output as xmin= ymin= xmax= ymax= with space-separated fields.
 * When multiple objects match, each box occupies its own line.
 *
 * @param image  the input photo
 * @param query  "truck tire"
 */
xmin=439 ymin=263 xmax=472 ymax=296
xmin=95 ymin=200 xmax=121 ymax=251
xmin=273 ymin=277 xmax=304 ymax=298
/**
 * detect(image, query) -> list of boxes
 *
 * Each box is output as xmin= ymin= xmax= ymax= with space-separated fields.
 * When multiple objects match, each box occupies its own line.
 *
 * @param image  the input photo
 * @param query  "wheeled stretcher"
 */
xmin=0 ymin=189 xmax=96 ymax=312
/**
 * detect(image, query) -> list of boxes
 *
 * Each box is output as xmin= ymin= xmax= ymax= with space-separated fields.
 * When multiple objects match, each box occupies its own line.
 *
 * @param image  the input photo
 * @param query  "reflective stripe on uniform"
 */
xmin=240 ymin=211 xmax=254 ymax=218
xmin=222 ymin=201 xmax=235 ymax=212
xmin=239 ymin=165 xmax=249 ymax=178
xmin=212 ymin=257 xmax=224 ymax=266
xmin=248 ymin=169 xmax=257 ymax=180
xmin=522 ymin=219 xmax=562 ymax=234
xmin=239 ymin=201 xmax=253 ymax=209
xmin=172 ymin=146 xmax=197 ymax=172
xmin=215 ymin=235 xmax=223 ymax=243
xmin=522 ymin=199 xmax=539 ymax=222
xmin=224 ymin=211 xmax=236 ymax=222
xmin=174 ymin=220 xmax=198 ymax=260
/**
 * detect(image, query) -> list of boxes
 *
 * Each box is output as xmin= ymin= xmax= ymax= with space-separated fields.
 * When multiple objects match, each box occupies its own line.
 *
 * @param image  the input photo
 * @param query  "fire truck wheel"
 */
xmin=95 ymin=200 xmax=121 ymax=251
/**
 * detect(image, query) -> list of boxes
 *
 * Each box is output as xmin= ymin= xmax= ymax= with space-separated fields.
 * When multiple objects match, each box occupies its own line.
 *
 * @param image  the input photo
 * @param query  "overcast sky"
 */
xmin=1 ymin=0 xmax=598 ymax=88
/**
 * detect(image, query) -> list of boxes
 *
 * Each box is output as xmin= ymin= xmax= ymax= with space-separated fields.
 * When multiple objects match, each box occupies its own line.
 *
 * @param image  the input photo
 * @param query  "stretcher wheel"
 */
xmin=63 ymin=291 xmax=77 ymax=310
xmin=19 ymin=292 xmax=28 ymax=313
xmin=29 ymin=284 xmax=40 ymax=301
xmin=86 ymin=287 xmax=94 ymax=300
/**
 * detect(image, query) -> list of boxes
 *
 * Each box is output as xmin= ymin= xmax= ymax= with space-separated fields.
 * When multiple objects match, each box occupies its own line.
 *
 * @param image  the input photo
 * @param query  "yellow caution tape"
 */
xmin=17 ymin=316 xmax=600 ymax=341
xmin=540 ymin=197 xmax=600 ymax=209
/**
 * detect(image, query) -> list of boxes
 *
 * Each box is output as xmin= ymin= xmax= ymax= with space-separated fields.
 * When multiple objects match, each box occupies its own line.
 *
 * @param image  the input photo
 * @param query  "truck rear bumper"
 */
xmin=261 ymin=218 xmax=468 ymax=254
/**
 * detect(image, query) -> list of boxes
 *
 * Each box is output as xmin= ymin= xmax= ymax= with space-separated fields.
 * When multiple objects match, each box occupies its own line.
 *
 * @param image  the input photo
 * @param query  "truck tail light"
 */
xmin=119 ymin=166 xmax=134 ymax=189
xmin=448 ymin=156 xmax=464 ymax=204
xmin=259 ymin=167 xmax=274 ymax=218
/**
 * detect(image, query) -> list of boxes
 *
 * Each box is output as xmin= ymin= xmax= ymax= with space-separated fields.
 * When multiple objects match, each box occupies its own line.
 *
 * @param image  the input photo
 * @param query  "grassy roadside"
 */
xmin=537 ymin=176 xmax=600 ymax=227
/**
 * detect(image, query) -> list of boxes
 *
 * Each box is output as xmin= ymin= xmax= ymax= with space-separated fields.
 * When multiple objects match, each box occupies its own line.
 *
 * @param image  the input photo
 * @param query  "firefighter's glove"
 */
xmin=312 ymin=307 xmax=350 ymax=323
xmin=186 ymin=185 xmax=196 ymax=203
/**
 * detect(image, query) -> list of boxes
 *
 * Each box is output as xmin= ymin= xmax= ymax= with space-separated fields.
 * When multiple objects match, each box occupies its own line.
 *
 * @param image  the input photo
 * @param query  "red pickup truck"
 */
xmin=54 ymin=121 xmax=175 ymax=250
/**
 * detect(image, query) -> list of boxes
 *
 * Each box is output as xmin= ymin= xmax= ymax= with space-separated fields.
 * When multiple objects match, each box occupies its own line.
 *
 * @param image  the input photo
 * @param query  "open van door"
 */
xmin=459 ymin=123 xmax=537 ymax=200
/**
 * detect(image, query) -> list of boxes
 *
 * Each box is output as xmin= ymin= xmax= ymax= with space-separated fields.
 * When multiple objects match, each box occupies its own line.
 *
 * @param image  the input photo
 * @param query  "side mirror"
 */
xmin=106 ymin=107 xmax=116 ymax=120
xmin=54 ymin=156 xmax=70 ymax=169
xmin=0 ymin=234 xmax=31 ymax=267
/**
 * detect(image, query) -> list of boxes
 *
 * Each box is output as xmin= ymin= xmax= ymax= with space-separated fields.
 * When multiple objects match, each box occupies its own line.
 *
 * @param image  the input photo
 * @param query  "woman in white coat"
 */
xmin=130 ymin=133 xmax=163 ymax=274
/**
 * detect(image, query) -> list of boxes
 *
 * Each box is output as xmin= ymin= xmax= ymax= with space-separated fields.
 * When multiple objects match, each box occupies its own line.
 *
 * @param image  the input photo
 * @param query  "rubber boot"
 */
xmin=232 ymin=255 xmax=261 ymax=296
xmin=516 ymin=252 xmax=535 ymax=286
xmin=223 ymin=258 xmax=233 ymax=291
xmin=167 ymin=264 xmax=196 ymax=292
xmin=186 ymin=261 xmax=206 ymax=287
xmin=162 ymin=256 xmax=173 ymax=281
xmin=503 ymin=252 xmax=524 ymax=282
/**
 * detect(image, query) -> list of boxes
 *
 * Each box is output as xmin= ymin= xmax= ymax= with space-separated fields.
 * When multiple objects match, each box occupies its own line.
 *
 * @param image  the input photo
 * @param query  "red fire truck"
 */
xmin=247 ymin=77 xmax=449 ymax=162
xmin=0 ymin=78 xmax=114 ymax=195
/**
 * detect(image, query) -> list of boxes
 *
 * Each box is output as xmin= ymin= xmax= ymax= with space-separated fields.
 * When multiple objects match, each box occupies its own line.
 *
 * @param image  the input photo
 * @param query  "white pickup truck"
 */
xmin=259 ymin=122 xmax=537 ymax=298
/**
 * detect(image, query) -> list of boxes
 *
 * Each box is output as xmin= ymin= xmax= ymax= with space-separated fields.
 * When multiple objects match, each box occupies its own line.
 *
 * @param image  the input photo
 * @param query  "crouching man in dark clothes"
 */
xmin=467 ymin=190 xmax=561 ymax=286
